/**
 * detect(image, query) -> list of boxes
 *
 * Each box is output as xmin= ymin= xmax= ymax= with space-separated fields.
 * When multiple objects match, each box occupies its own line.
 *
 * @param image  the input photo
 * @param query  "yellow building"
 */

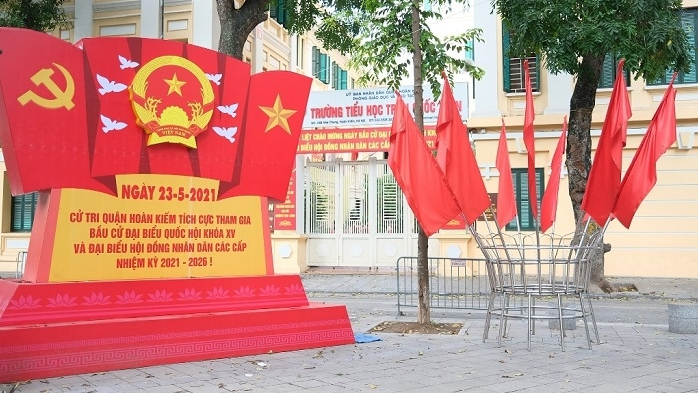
xmin=0 ymin=0 xmax=357 ymax=274
xmin=464 ymin=1 xmax=698 ymax=278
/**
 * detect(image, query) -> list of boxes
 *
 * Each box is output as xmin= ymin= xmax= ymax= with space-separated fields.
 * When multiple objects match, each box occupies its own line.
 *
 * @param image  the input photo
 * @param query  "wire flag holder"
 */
xmin=468 ymin=212 xmax=608 ymax=351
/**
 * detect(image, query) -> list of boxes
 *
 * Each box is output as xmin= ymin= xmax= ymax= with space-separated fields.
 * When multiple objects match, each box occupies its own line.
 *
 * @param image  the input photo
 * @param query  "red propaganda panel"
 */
xmin=0 ymin=28 xmax=115 ymax=195
xmin=0 ymin=28 xmax=300 ymax=201
xmin=219 ymin=71 xmax=312 ymax=202
xmin=273 ymin=164 xmax=297 ymax=231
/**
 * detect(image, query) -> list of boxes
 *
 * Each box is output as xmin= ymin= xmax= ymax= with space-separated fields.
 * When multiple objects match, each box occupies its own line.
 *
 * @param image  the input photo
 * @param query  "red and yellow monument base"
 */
xmin=0 ymin=185 xmax=354 ymax=382
xmin=0 ymin=275 xmax=353 ymax=382
xmin=0 ymin=30 xmax=354 ymax=383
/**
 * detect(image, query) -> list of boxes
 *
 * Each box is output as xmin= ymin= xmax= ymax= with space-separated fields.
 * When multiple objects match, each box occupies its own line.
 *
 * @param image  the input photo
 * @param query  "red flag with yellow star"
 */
xmin=219 ymin=71 xmax=312 ymax=201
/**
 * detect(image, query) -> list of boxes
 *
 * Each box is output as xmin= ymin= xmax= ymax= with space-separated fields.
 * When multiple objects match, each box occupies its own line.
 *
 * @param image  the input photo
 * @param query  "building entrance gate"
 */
xmin=304 ymin=158 xmax=433 ymax=268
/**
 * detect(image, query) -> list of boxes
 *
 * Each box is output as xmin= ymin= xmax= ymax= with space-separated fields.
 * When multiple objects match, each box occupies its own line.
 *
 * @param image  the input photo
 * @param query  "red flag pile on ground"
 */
xmin=612 ymin=75 xmax=678 ymax=228
xmin=540 ymin=116 xmax=567 ymax=233
xmin=435 ymin=73 xmax=491 ymax=225
xmin=495 ymin=119 xmax=517 ymax=229
xmin=387 ymin=93 xmax=461 ymax=237
xmin=581 ymin=60 xmax=632 ymax=225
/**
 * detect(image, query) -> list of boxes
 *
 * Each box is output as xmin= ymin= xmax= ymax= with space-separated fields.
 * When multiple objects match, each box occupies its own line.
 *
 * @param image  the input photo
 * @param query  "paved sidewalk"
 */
xmin=2 ymin=272 xmax=698 ymax=392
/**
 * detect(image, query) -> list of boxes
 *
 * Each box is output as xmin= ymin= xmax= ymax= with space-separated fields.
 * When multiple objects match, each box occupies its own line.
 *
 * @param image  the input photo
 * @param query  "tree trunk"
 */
xmin=410 ymin=0 xmax=430 ymax=324
xmin=216 ymin=0 xmax=269 ymax=59
xmin=567 ymin=54 xmax=615 ymax=293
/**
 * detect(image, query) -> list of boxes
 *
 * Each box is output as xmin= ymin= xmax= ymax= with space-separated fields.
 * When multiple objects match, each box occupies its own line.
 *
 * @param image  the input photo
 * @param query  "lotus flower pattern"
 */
xmin=285 ymin=284 xmax=305 ymax=295
xmin=9 ymin=295 xmax=41 ymax=309
xmin=259 ymin=285 xmax=280 ymax=296
xmin=206 ymin=287 xmax=229 ymax=299
xmin=178 ymin=288 xmax=202 ymax=300
xmin=47 ymin=293 xmax=78 ymax=307
xmin=234 ymin=286 xmax=255 ymax=297
xmin=82 ymin=292 xmax=111 ymax=305
xmin=147 ymin=289 xmax=174 ymax=302
xmin=116 ymin=291 xmax=143 ymax=304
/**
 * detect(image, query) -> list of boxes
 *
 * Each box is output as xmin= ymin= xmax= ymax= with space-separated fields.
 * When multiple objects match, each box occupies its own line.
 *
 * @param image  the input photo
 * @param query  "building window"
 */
xmin=465 ymin=37 xmax=474 ymax=62
xmin=502 ymin=25 xmax=539 ymax=93
xmin=505 ymin=168 xmax=544 ymax=231
xmin=296 ymin=36 xmax=304 ymax=68
xmin=598 ymin=54 xmax=631 ymax=88
xmin=12 ymin=192 xmax=38 ymax=232
xmin=651 ymin=8 xmax=697 ymax=85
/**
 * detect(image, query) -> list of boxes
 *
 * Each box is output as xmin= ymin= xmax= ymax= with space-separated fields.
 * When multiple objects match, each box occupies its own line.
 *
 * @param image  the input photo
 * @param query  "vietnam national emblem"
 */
xmin=130 ymin=55 xmax=214 ymax=148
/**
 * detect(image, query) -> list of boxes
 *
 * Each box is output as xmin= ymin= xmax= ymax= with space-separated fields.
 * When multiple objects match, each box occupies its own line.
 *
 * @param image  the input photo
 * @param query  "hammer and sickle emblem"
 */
xmin=17 ymin=63 xmax=75 ymax=110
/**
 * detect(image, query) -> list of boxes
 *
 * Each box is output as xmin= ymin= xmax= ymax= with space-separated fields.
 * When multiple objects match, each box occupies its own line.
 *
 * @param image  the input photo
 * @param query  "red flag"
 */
xmin=435 ymin=73 xmax=490 ymax=224
xmin=523 ymin=59 xmax=538 ymax=219
xmin=496 ymin=119 xmax=517 ymax=229
xmin=219 ymin=71 xmax=312 ymax=202
xmin=540 ymin=117 xmax=567 ymax=233
xmin=0 ymin=27 xmax=116 ymax=195
xmin=581 ymin=59 xmax=632 ymax=224
xmin=613 ymin=77 xmax=677 ymax=228
xmin=388 ymin=93 xmax=461 ymax=237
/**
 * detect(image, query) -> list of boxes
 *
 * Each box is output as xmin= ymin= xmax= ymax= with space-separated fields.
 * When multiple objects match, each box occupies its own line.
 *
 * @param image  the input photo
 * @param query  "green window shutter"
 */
xmin=502 ymin=25 xmax=511 ymax=92
xmin=506 ymin=168 xmax=544 ymax=231
xmin=599 ymin=54 xmax=614 ymax=88
xmin=320 ymin=53 xmax=329 ymax=84
xmin=502 ymin=24 xmax=540 ymax=93
xmin=270 ymin=0 xmax=287 ymax=27
xmin=599 ymin=55 xmax=632 ymax=88
xmin=340 ymin=69 xmax=348 ymax=90
xmin=331 ymin=61 xmax=338 ymax=89
xmin=650 ymin=8 xmax=697 ymax=85
xmin=311 ymin=46 xmax=319 ymax=79
xmin=11 ymin=192 xmax=39 ymax=232
xmin=681 ymin=10 xmax=697 ymax=83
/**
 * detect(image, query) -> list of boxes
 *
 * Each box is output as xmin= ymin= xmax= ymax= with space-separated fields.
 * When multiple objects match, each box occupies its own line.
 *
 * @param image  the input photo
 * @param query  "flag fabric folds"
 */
xmin=388 ymin=93 xmax=462 ymax=237
xmin=435 ymin=73 xmax=490 ymax=224
xmin=522 ymin=59 xmax=539 ymax=221
xmin=581 ymin=59 xmax=632 ymax=225
xmin=540 ymin=117 xmax=567 ymax=233
xmin=612 ymin=77 xmax=677 ymax=228
xmin=496 ymin=119 xmax=517 ymax=229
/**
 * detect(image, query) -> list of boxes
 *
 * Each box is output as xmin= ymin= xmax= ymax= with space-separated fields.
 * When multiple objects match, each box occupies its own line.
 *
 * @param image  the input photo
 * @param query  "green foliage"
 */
xmin=0 ymin=0 xmax=72 ymax=32
xmin=493 ymin=0 xmax=692 ymax=82
xmin=275 ymin=0 xmax=483 ymax=99
xmin=348 ymin=0 xmax=484 ymax=98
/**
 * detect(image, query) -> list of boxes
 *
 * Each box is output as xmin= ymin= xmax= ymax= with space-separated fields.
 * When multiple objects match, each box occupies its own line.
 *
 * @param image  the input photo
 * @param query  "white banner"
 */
xmin=302 ymin=83 xmax=469 ymax=128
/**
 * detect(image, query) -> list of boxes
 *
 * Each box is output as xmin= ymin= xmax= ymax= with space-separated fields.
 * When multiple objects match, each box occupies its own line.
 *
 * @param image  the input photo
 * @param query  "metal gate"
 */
xmin=304 ymin=157 xmax=438 ymax=268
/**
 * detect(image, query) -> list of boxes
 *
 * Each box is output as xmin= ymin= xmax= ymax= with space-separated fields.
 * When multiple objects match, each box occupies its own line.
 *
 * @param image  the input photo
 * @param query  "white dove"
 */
xmin=101 ymin=114 xmax=127 ymax=133
xmin=217 ymin=103 xmax=238 ymax=118
xmin=118 ymin=55 xmax=139 ymax=69
xmin=206 ymin=73 xmax=222 ymax=85
xmin=212 ymin=126 xmax=237 ymax=143
xmin=96 ymin=74 xmax=127 ymax=95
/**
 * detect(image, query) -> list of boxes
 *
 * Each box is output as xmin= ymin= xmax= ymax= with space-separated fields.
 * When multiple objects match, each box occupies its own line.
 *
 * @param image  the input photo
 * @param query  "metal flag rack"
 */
xmin=469 ymin=213 xmax=607 ymax=351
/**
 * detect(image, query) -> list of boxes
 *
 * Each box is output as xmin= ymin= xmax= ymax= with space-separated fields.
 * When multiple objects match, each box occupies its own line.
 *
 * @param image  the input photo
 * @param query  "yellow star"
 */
xmin=259 ymin=95 xmax=297 ymax=134
xmin=164 ymin=73 xmax=186 ymax=96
